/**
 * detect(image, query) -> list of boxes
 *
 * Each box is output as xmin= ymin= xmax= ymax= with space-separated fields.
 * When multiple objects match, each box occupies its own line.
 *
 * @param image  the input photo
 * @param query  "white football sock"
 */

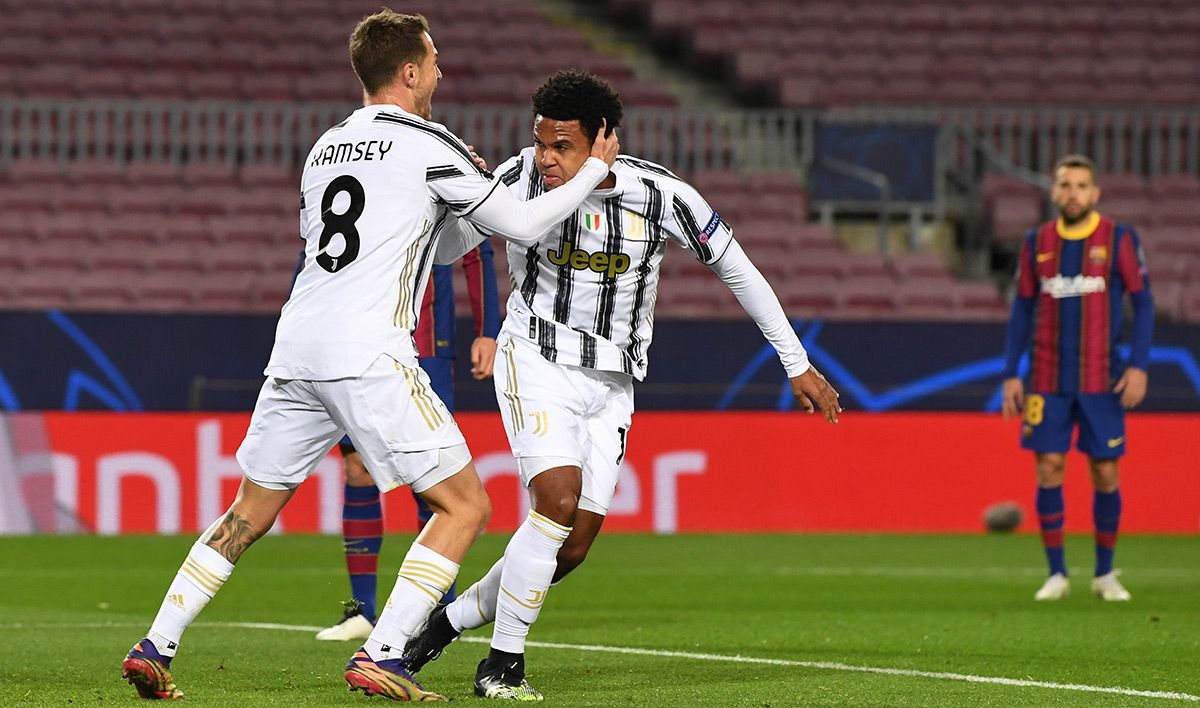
xmin=447 ymin=558 xmax=504 ymax=632
xmin=366 ymin=543 xmax=459 ymax=661
xmin=146 ymin=541 xmax=234 ymax=657
xmin=491 ymin=510 xmax=570 ymax=654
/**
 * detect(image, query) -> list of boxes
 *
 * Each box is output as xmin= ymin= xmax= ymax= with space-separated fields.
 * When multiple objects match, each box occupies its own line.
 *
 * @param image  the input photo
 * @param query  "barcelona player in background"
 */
xmin=1001 ymin=154 xmax=1153 ymax=602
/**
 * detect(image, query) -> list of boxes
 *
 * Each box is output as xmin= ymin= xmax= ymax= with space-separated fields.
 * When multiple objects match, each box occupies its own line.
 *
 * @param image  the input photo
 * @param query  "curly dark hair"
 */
xmin=531 ymin=70 xmax=623 ymax=144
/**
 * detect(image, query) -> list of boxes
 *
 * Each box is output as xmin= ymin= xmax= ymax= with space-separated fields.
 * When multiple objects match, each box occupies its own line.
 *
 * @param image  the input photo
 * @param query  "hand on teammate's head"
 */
xmin=590 ymin=119 xmax=619 ymax=167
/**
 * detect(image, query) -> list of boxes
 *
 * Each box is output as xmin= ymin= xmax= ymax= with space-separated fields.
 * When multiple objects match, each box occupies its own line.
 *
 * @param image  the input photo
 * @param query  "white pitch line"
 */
xmin=467 ymin=637 xmax=1198 ymax=703
xmin=4 ymin=620 xmax=1195 ymax=702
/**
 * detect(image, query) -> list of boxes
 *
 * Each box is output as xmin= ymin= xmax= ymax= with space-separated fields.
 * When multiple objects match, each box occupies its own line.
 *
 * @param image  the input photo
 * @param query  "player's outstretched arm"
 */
xmin=790 ymin=367 xmax=841 ymax=423
xmin=1000 ymin=378 xmax=1024 ymax=419
xmin=1113 ymin=367 xmax=1148 ymax=409
xmin=433 ymin=216 xmax=488 ymax=264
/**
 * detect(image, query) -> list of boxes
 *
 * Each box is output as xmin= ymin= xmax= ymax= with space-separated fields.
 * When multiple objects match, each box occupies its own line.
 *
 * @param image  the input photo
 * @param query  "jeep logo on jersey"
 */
xmin=547 ymin=242 xmax=631 ymax=278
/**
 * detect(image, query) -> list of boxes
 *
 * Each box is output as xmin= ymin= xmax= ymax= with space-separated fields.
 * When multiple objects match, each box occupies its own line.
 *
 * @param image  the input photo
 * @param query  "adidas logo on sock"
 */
xmin=168 ymin=594 xmax=185 ymax=609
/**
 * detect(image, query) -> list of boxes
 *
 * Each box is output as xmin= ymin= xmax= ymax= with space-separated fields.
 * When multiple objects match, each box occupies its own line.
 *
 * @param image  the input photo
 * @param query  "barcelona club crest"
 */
xmin=583 ymin=213 xmax=603 ymax=231
xmin=1089 ymin=245 xmax=1108 ymax=264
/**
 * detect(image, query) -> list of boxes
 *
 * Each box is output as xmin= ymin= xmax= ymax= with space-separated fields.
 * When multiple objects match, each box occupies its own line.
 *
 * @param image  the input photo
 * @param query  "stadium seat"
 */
xmin=779 ymin=276 xmax=839 ymax=315
xmin=14 ymin=271 xmax=73 ymax=309
xmin=74 ymin=271 xmax=137 ymax=311
xmin=953 ymin=281 xmax=1008 ymax=320
xmin=990 ymin=194 xmax=1044 ymax=243
xmin=889 ymin=251 xmax=956 ymax=284
xmin=840 ymin=275 xmax=899 ymax=314
xmin=893 ymin=281 xmax=956 ymax=319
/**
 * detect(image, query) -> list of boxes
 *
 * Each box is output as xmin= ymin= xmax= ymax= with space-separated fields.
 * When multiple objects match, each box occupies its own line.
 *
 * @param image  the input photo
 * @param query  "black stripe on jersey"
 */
xmin=439 ymin=198 xmax=476 ymax=213
xmin=525 ymin=161 xmax=544 ymax=200
xmin=538 ymin=317 xmax=557 ymax=362
xmin=519 ymin=164 xmax=545 ymax=307
xmin=592 ymin=195 xmax=624 ymax=340
xmin=426 ymin=164 xmax=466 ymax=182
xmin=457 ymin=177 xmax=501 ymax=219
xmin=580 ymin=328 xmax=597 ymax=368
xmin=407 ymin=210 xmax=448 ymax=331
xmin=624 ymin=177 xmax=664 ymax=368
xmin=373 ymin=112 xmax=493 ymax=179
xmin=672 ymin=194 xmax=715 ymax=262
xmin=520 ymin=247 xmax=539 ymax=306
xmin=552 ymin=212 xmax=581 ymax=324
xmin=500 ymin=157 xmax=524 ymax=186
xmin=617 ymin=155 xmax=680 ymax=181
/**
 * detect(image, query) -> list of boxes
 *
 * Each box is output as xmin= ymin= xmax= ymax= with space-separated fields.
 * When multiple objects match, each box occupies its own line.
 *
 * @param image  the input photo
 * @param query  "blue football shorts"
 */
xmin=1020 ymin=392 xmax=1126 ymax=459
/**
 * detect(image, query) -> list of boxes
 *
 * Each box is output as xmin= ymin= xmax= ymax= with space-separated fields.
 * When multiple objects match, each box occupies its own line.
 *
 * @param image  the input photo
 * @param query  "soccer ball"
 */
xmin=982 ymin=501 xmax=1024 ymax=533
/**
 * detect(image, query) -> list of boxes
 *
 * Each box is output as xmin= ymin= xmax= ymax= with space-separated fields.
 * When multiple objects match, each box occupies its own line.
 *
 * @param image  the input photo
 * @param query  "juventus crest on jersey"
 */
xmin=265 ymin=105 xmax=495 ymax=381
xmin=495 ymin=149 xmax=734 ymax=381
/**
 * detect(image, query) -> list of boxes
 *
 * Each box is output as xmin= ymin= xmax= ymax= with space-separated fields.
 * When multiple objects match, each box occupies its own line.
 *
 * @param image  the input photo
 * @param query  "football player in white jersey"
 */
xmin=121 ymin=14 xmax=618 ymax=703
xmin=404 ymin=71 xmax=841 ymax=701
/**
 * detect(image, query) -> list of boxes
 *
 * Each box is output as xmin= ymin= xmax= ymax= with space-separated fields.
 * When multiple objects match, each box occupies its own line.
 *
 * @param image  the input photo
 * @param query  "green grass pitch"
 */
xmin=0 ymin=533 xmax=1196 ymax=706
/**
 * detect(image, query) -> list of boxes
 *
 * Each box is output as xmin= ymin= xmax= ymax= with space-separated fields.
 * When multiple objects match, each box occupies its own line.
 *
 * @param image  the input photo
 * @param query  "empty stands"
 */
xmin=0 ymin=0 xmax=675 ymax=107
xmin=613 ymin=0 xmax=1200 ymax=107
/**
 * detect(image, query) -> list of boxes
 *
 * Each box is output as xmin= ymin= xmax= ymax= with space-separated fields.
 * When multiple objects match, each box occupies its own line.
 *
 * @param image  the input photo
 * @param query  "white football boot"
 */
xmin=316 ymin=609 xmax=374 ymax=641
xmin=1034 ymin=573 xmax=1070 ymax=601
xmin=1091 ymin=571 xmax=1132 ymax=601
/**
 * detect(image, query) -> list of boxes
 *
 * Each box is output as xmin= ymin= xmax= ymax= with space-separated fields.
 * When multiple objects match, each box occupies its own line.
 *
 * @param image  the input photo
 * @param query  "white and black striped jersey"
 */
xmin=266 ymin=106 xmax=608 ymax=381
xmin=495 ymin=149 xmax=736 ymax=381
xmin=266 ymin=104 xmax=500 ymax=380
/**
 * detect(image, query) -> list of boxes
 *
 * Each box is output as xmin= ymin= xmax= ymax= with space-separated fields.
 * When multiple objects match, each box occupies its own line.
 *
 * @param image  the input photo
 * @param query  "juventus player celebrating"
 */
xmin=120 ymin=13 xmax=617 ymax=702
xmin=407 ymin=71 xmax=841 ymax=701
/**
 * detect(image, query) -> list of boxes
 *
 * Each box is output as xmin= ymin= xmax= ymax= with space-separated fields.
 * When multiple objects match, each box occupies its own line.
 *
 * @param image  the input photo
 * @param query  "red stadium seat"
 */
xmin=991 ymin=194 xmax=1045 ymax=243
xmin=74 ymin=271 xmax=137 ymax=311
xmin=790 ymin=249 xmax=845 ymax=279
xmin=893 ymin=281 xmax=955 ymax=317
xmin=134 ymin=272 xmax=195 ymax=311
xmin=779 ymin=276 xmax=839 ymax=315
xmin=889 ymin=251 xmax=956 ymax=284
xmin=14 ymin=271 xmax=73 ymax=309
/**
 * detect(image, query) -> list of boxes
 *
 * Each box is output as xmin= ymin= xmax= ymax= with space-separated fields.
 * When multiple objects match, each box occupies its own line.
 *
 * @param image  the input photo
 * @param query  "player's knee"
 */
xmin=460 ymin=486 xmax=492 ymax=537
xmin=1089 ymin=461 xmax=1119 ymax=492
xmin=1035 ymin=454 xmax=1066 ymax=485
xmin=343 ymin=457 xmax=373 ymax=487
xmin=533 ymin=492 xmax=579 ymax=528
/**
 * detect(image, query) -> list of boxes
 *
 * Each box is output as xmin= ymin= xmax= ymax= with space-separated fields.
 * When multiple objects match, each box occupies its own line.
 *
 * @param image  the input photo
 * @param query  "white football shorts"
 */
xmin=493 ymin=333 xmax=634 ymax=515
xmin=237 ymin=353 xmax=469 ymax=494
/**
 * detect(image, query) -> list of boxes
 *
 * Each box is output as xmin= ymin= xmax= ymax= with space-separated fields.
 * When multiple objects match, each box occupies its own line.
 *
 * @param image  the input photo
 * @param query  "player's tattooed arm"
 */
xmin=203 ymin=509 xmax=259 ymax=563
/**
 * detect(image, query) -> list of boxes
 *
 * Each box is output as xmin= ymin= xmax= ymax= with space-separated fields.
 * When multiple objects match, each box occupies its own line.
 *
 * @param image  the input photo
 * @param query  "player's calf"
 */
xmin=402 ymin=603 xmax=461 ymax=673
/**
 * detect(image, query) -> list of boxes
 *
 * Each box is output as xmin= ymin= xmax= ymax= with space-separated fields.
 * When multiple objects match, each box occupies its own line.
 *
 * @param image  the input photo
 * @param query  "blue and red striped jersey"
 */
xmin=414 ymin=238 xmax=501 ymax=359
xmin=1003 ymin=212 xmax=1153 ymax=394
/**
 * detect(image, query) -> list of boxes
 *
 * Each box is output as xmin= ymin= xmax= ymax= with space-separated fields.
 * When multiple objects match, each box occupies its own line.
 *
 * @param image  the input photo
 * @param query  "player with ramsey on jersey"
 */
xmin=121 ymin=12 xmax=618 ymax=702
